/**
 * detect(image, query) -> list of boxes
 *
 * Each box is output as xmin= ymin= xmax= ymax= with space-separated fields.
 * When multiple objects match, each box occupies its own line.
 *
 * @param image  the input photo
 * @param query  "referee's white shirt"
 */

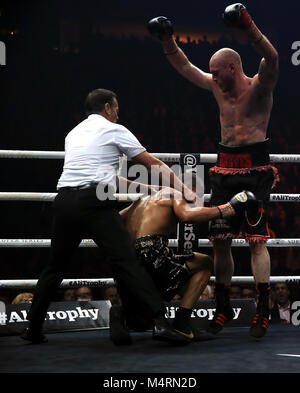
xmin=57 ymin=114 xmax=145 ymax=189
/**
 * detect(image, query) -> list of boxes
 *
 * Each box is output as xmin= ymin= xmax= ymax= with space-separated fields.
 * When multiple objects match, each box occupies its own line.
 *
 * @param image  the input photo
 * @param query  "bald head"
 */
xmin=210 ymin=48 xmax=242 ymax=70
xmin=209 ymin=48 xmax=244 ymax=92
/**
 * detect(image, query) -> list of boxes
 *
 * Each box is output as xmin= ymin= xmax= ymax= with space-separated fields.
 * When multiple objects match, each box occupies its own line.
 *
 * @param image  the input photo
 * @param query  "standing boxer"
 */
xmin=148 ymin=4 xmax=279 ymax=338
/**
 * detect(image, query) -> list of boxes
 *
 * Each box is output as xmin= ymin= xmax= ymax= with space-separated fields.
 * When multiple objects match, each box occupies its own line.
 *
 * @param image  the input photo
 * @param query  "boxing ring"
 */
xmin=1 ymin=149 xmax=300 ymax=289
xmin=1 ymin=150 xmax=300 ymax=374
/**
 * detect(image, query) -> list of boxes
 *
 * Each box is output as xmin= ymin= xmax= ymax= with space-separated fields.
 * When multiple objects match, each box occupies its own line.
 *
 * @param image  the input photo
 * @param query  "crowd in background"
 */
xmin=5 ymin=281 xmax=294 ymax=326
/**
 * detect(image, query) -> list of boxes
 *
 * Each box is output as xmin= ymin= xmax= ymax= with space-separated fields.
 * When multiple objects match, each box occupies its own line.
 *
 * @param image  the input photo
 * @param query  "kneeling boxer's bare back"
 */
xmin=110 ymin=187 xmax=256 ymax=344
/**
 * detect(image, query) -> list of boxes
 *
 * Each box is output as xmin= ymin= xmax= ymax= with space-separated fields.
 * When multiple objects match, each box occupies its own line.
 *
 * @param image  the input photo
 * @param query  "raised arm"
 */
xmin=223 ymin=3 xmax=279 ymax=90
xmin=147 ymin=16 xmax=213 ymax=91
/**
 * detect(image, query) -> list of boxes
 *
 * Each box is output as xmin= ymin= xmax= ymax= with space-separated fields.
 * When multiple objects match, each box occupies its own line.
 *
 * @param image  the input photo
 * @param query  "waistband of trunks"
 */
xmin=209 ymin=164 xmax=280 ymax=189
xmin=217 ymin=139 xmax=270 ymax=168
xmin=134 ymin=234 xmax=168 ymax=250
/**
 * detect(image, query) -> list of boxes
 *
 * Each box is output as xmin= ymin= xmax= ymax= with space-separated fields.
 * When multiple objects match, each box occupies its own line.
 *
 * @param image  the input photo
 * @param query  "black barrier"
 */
xmin=166 ymin=299 xmax=257 ymax=328
xmin=0 ymin=300 xmax=111 ymax=336
xmin=0 ymin=298 xmax=267 ymax=335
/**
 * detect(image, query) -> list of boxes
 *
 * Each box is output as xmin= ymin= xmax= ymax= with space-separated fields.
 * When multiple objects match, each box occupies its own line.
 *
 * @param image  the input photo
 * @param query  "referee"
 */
xmin=21 ymin=89 xmax=192 ymax=344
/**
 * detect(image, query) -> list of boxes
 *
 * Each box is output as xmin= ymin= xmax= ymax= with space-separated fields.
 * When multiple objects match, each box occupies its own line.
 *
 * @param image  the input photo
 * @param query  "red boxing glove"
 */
xmin=222 ymin=3 xmax=253 ymax=29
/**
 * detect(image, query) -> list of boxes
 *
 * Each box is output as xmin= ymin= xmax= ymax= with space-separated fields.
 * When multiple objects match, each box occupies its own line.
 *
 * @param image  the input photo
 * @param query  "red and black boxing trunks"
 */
xmin=209 ymin=139 xmax=279 ymax=242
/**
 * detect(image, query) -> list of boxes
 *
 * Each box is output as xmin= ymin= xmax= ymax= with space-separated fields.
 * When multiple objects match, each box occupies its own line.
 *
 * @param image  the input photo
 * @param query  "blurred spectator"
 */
xmin=12 ymin=292 xmax=33 ymax=304
xmin=229 ymin=285 xmax=242 ymax=299
xmin=63 ymin=289 xmax=76 ymax=302
xmin=270 ymin=282 xmax=291 ymax=324
xmin=0 ymin=295 xmax=11 ymax=304
xmin=103 ymin=284 xmax=121 ymax=306
xmin=286 ymin=215 xmax=300 ymax=273
xmin=75 ymin=286 xmax=93 ymax=301
xmin=172 ymin=294 xmax=182 ymax=301
xmin=268 ymin=286 xmax=278 ymax=311
xmin=199 ymin=285 xmax=213 ymax=300
xmin=241 ymin=286 xmax=256 ymax=299
xmin=210 ymin=283 xmax=216 ymax=298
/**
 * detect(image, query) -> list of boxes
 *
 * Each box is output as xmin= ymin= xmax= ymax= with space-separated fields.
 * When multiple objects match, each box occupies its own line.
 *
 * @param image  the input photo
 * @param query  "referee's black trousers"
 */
xmin=27 ymin=187 xmax=165 ymax=327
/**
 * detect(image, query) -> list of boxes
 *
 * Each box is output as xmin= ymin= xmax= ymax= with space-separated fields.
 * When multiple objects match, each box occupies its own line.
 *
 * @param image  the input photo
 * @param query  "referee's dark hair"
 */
xmin=85 ymin=88 xmax=117 ymax=116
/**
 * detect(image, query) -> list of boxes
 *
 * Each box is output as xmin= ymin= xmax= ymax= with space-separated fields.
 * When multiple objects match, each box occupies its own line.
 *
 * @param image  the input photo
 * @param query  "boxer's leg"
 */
xmin=249 ymin=242 xmax=271 ymax=338
xmin=206 ymin=239 xmax=235 ymax=334
xmin=213 ymin=238 xmax=234 ymax=286
xmin=173 ymin=253 xmax=215 ymax=341
xmin=250 ymin=242 xmax=270 ymax=283
xmin=178 ymin=253 xmax=213 ymax=310
xmin=245 ymin=173 xmax=273 ymax=338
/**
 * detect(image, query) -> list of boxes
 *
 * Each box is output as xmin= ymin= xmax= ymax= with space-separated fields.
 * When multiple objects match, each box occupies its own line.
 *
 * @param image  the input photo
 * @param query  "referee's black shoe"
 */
xmin=109 ymin=305 xmax=132 ymax=345
xmin=20 ymin=326 xmax=48 ymax=344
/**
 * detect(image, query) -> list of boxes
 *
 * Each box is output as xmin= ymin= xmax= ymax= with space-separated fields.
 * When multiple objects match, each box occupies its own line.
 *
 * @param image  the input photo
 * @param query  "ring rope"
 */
xmin=0 ymin=193 xmax=144 ymax=202
xmin=0 ymin=238 xmax=299 ymax=248
xmin=1 ymin=151 xmax=299 ymax=289
xmin=0 ymin=192 xmax=299 ymax=202
xmin=0 ymin=276 xmax=299 ymax=289
xmin=1 ymin=150 xmax=300 ymax=163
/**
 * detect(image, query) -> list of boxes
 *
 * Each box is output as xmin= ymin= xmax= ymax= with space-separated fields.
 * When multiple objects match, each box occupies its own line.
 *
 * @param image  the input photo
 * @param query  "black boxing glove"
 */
xmin=147 ymin=16 xmax=173 ymax=41
xmin=222 ymin=3 xmax=253 ymax=29
xmin=217 ymin=191 xmax=257 ymax=218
